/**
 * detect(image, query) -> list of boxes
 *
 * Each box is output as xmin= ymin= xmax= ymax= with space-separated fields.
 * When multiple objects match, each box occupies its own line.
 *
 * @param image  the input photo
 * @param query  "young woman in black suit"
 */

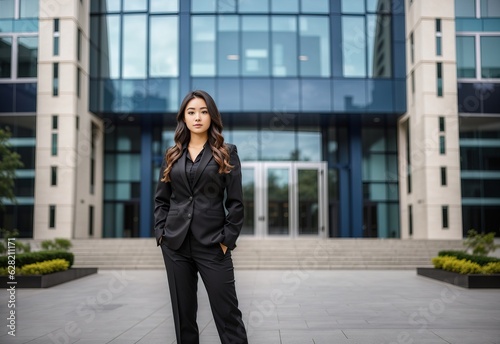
xmin=154 ymin=90 xmax=248 ymax=344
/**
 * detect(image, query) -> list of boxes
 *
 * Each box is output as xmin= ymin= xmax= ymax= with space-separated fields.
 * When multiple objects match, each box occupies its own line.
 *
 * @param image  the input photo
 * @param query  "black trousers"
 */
xmin=160 ymin=232 xmax=248 ymax=344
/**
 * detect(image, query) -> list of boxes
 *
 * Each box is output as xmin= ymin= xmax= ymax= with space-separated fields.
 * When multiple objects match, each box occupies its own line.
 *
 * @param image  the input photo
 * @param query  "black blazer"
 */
xmin=154 ymin=143 xmax=244 ymax=251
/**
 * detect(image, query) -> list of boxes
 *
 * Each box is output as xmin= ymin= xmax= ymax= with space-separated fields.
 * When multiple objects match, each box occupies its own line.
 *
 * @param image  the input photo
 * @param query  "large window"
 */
xmin=0 ymin=37 xmax=12 ymax=78
xmin=456 ymin=36 xmax=476 ymax=78
xmin=192 ymin=0 xmax=329 ymax=13
xmin=480 ymin=36 xmax=500 ymax=78
xmin=457 ymin=35 xmax=500 ymax=79
xmin=0 ymin=0 xmax=38 ymax=19
xmin=0 ymin=35 xmax=37 ymax=79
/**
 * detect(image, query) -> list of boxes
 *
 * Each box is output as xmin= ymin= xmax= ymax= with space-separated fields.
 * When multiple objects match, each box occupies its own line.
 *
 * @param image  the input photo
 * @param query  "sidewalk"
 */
xmin=1 ymin=269 xmax=499 ymax=344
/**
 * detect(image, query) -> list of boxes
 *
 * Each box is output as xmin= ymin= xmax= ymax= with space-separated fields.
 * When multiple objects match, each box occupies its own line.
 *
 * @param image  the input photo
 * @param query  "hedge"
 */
xmin=438 ymin=250 xmax=500 ymax=266
xmin=19 ymin=259 xmax=70 ymax=275
xmin=432 ymin=255 xmax=500 ymax=275
xmin=0 ymin=250 xmax=74 ymax=268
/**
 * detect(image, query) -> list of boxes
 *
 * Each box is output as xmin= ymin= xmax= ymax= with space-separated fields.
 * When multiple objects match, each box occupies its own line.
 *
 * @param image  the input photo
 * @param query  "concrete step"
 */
xmin=26 ymin=237 xmax=465 ymax=270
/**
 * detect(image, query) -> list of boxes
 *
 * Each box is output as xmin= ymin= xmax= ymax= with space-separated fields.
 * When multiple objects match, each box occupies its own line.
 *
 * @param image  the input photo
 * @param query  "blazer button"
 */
xmin=187 ymin=213 xmax=192 ymax=219
xmin=189 ymin=196 xmax=193 ymax=202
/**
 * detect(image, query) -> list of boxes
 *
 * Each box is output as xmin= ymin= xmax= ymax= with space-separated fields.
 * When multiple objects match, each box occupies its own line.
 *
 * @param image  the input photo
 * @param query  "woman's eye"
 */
xmin=202 ymin=111 xmax=208 ymax=115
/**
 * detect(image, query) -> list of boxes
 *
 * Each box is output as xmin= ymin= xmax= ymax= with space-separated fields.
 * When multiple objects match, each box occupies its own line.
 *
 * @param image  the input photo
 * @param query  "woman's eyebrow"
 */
xmin=186 ymin=107 xmax=208 ymax=110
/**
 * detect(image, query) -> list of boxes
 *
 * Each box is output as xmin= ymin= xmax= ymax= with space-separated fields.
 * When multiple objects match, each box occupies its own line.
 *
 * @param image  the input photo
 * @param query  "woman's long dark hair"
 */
xmin=161 ymin=90 xmax=233 ymax=182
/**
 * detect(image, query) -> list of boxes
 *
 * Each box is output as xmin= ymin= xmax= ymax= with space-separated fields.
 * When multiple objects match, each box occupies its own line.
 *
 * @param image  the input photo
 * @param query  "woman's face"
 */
xmin=184 ymin=97 xmax=211 ymax=136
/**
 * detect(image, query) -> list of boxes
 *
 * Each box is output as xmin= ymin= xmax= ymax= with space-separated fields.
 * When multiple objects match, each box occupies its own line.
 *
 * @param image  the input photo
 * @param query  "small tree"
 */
xmin=0 ymin=127 xmax=23 ymax=209
xmin=464 ymin=229 xmax=499 ymax=256
xmin=0 ymin=228 xmax=31 ymax=255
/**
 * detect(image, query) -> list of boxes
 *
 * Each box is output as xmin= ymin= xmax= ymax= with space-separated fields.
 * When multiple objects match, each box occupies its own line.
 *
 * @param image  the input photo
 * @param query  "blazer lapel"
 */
xmin=192 ymin=144 xmax=213 ymax=187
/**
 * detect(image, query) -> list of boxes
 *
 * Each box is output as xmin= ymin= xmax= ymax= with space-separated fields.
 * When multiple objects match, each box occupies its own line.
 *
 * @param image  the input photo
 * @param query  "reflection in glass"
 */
xmin=0 ymin=0 xmax=15 ymax=19
xmin=272 ymin=16 xmax=297 ymax=76
xmin=481 ymin=36 xmax=500 ymax=78
xmin=191 ymin=16 xmax=216 ymax=76
xmin=123 ymin=0 xmax=147 ymax=12
xmin=481 ymin=0 xmax=500 ymax=18
xmin=232 ymin=130 xmax=258 ymax=160
xmin=20 ymin=0 xmax=39 ymax=18
xmin=272 ymin=0 xmax=298 ymax=13
xmin=341 ymin=0 xmax=364 ymax=13
xmin=101 ymin=15 xmax=121 ymax=78
xmin=241 ymin=168 xmax=255 ymax=234
xmin=268 ymin=168 xmax=289 ymax=235
xmin=122 ymin=15 xmax=147 ymax=78
xmin=342 ymin=16 xmax=366 ymax=77
xmin=191 ymin=0 xmax=216 ymax=12
xmin=298 ymin=169 xmax=318 ymax=234
xmin=261 ymin=131 xmax=295 ymax=160
xmin=218 ymin=16 xmax=239 ymax=76
xmin=455 ymin=0 xmax=475 ymax=17
xmin=367 ymin=0 xmax=391 ymax=13
xmin=242 ymin=16 xmax=270 ymax=76
xmin=456 ymin=36 xmax=475 ymax=78
xmin=150 ymin=16 xmax=178 ymax=77
xmin=0 ymin=37 xmax=12 ymax=78
xmin=301 ymin=0 xmax=329 ymax=13
xmin=299 ymin=16 xmax=330 ymax=77
xmin=17 ymin=37 xmax=37 ymax=77
xmin=367 ymin=14 xmax=392 ymax=77
xmin=239 ymin=0 xmax=269 ymax=13
xmin=150 ymin=0 xmax=178 ymax=12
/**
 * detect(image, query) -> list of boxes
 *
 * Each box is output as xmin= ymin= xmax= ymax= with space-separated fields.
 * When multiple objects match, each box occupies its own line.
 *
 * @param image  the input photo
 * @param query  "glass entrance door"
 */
xmin=241 ymin=162 xmax=328 ymax=238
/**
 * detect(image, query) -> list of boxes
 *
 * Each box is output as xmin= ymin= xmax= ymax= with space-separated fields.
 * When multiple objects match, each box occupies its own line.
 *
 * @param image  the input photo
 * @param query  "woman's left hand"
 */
xmin=220 ymin=243 xmax=228 ymax=254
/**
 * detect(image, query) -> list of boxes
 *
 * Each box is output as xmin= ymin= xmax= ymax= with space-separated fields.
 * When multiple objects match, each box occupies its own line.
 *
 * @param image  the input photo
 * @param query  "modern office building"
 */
xmin=0 ymin=0 xmax=498 ymax=240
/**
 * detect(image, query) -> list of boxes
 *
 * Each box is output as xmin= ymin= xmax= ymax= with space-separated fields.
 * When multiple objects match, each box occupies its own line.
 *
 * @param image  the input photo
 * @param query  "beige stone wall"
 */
xmin=399 ymin=0 xmax=462 ymax=239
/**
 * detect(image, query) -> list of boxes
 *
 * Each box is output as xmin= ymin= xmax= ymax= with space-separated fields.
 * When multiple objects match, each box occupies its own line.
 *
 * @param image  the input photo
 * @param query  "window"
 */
xmin=436 ymin=62 xmax=443 ymax=96
xmin=77 ymin=28 xmax=81 ymax=61
xmin=442 ymin=205 xmax=449 ymax=229
xmin=53 ymin=19 xmax=60 ymax=56
xmin=90 ymin=123 xmax=97 ymax=194
xmin=20 ymin=0 xmax=38 ymax=18
xmin=52 ymin=115 xmax=58 ymax=129
xmin=411 ymin=70 xmax=415 ymax=95
xmin=439 ymin=116 xmax=445 ymax=132
xmin=408 ymin=205 xmax=413 ymax=236
xmin=51 ymin=166 xmax=57 ymax=186
xmin=480 ymin=36 xmax=500 ymax=78
xmin=441 ymin=166 xmax=447 ymax=186
xmin=17 ymin=36 xmax=37 ymax=77
xmin=51 ymin=133 xmax=58 ymax=156
xmin=455 ymin=0 xmax=476 ymax=17
xmin=0 ymin=0 xmax=15 ymax=19
xmin=218 ymin=16 xmax=240 ymax=76
xmin=0 ymin=37 xmax=12 ymax=78
xmin=77 ymin=68 xmax=81 ymax=98
xmin=149 ymin=16 xmax=178 ymax=77
xmin=410 ymin=32 xmax=414 ymax=64
xmin=242 ymin=16 xmax=269 ymax=76
xmin=406 ymin=120 xmax=411 ymax=194
xmin=480 ymin=0 xmax=500 ymax=17
xmin=191 ymin=16 xmax=216 ymax=76
xmin=435 ymin=19 xmax=442 ymax=56
xmin=0 ymin=0 xmax=38 ymax=19
xmin=89 ymin=205 xmax=94 ymax=236
xmin=456 ymin=36 xmax=475 ymax=78
xmin=439 ymin=135 xmax=446 ymax=155
xmin=299 ymin=16 xmax=330 ymax=77
xmin=122 ymin=15 xmax=147 ymax=78
xmin=53 ymin=63 xmax=58 ymax=96
xmin=49 ymin=205 xmax=56 ymax=228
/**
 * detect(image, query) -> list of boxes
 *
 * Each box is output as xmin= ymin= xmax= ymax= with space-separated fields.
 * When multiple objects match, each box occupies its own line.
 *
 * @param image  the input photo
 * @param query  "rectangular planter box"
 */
xmin=417 ymin=267 xmax=500 ymax=289
xmin=0 ymin=268 xmax=98 ymax=288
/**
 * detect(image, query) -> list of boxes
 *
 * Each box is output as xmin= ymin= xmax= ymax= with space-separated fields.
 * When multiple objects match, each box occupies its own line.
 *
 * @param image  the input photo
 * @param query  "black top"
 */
xmin=185 ymin=145 xmax=206 ymax=189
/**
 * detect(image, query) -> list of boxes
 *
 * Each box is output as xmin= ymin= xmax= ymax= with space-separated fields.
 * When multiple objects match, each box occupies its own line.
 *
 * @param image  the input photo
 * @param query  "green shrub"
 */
xmin=41 ymin=238 xmax=72 ymax=251
xmin=438 ymin=250 xmax=500 ymax=265
xmin=19 ymin=259 xmax=69 ymax=275
xmin=0 ymin=250 xmax=74 ymax=268
xmin=432 ymin=255 xmax=500 ymax=275
xmin=464 ymin=229 xmax=499 ymax=256
xmin=482 ymin=262 xmax=500 ymax=274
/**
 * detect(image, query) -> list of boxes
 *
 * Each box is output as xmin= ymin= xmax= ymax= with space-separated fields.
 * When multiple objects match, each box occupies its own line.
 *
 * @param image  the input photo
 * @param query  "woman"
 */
xmin=154 ymin=90 xmax=248 ymax=344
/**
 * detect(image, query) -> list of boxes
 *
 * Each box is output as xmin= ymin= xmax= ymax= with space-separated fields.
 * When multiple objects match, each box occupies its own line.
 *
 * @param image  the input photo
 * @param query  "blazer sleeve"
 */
xmin=154 ymin=158 xmax=172 ymax=246
xmin=222 ymin=144 xmax=244 ymax=250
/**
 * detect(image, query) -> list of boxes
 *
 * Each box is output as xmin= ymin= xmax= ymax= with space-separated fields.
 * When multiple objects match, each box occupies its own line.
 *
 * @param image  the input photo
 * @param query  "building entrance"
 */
xmin=240 ymin=162 xmax=328 ymax=238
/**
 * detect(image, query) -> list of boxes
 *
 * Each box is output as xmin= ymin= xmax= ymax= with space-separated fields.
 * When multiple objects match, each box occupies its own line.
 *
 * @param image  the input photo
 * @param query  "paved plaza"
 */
xmin=1 ymin=269 xmax=499 ymax=344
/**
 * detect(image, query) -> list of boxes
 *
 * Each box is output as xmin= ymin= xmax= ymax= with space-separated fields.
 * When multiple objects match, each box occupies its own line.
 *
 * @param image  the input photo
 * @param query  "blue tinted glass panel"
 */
xmin=122 ymin=15 xmax=147 ymax=78
xmin=367 ymin=14 xmax=392 ymax=77
xmin=191 ymin=16 xmax=216 ymax=76
xmin=20 ymin=0 xmax=38 ymax=18
xmin=101 ymin=15 xmax=121 ymax=78
xmin=121 ymin=80 xmax=147 ymax=112
xmin=366 ymin=80 xmax=393 ymax=112
xmin=367 ymin=0 xmax=391 ymax=13
xmin=0 ymin=84 xmax=13 ymax=112
xmin=150 ymin=0 xmax=178 ymax=12
xmin=17 ymin=36 xmax=37 ymax=78
xmin=232 ymin=130 xmax=258 ymax=160
xmin=217 ymin=78 xmax=241 ymax=111
xmin=15 ymin=83 xmax=36 ymax=112
xmin=301 ymin=0 xmax=329 ymax=13
xmin=147 ymin=78 xmax=178 ymax=112
xmin=484 ymin=19 xmax=500 ymax=31
xmin=455 ymin=18 xmax=482 ymax=31
xmin=299 ymin=16 xmax=330 ymax=77
xmin=191 ymin=0 xmax=216 ymax=12
xmin=150 ymin=16 xmax=178 ymax=77
xmin=191 ymin=78 xmax=216 ymax=99
xmin=481 ymin=0 xmax=500 ymax=18
xmin=301 ymin=79 xmax=331 ymax=111
xmin=456 ymin=36 xmax=475 ymax=78
xmin=123 ymin=0 xmax=147 ymax=11
xmin=219 ymin=0 xmax=236 ymax=13
xmin=341 ymin=0 xmax=364 ymax=13
xmin=455 ymin=0 xmax=476 ymax=17
xmin=13 ymin=19 xmax=38 ymax=32
xmin=297 ymin=131 xmax=321 ymax=161
xmin=242 ymin=78 xmax=271 ymax=110
xmin=261 ymin=131 xmax=295 ymax=160
xmin=272 ymin=16 xmax=297 ymax=76
xmin=272 ymin=78 xmax=299 ymax=112
xmin=239 ymin=0 xmax=269 ymax=13
xmin=0 ymin=19 xmax=13 ymax=32
xmin=0 ymin=0 xmax=15 ymax=19
xmin=332 ymin=79 xmax=367 ymax=112
xmin=242 ymin=16 xmax=270 ymax=76
xmin=0 ymin=37 xmax=12 ymax=78
xmin=103 ymin=79 xmax=121 ymax=112
xmin=272 ymin=0 xmax=298 ymax=13
xmin=481 ymin=36 xmax=500 ymax=78
xmin=393 ymin=79 xmax=406 ymax=113
xmin=342 ymin=16 xmax=366 ymax=77
xmin=218 ymin=16 xmax=239 ymax=76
